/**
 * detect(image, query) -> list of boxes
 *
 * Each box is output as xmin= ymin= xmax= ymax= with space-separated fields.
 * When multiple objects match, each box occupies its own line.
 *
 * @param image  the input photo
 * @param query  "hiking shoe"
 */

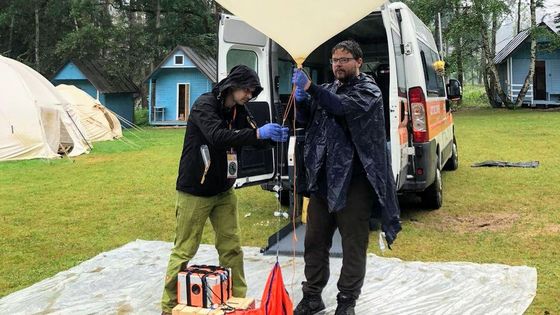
xmin=294 ymin=294 xmax=326 ymax=315
xmin=334 ymin=292 xmax=356 ymax=315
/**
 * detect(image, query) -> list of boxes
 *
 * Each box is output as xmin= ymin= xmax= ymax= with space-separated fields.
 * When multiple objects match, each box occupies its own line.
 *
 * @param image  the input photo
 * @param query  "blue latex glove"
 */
xmin=292 ymin=69 xmax=310 ymax=90
xmin=294 ymin=87 xmax=307 ymax=102
xmin=258 ymin=123 xmax=289 ymax=142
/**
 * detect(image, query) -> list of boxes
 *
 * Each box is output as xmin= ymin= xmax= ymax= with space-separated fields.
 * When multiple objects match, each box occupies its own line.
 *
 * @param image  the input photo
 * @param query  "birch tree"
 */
xmin=513 ymin=0 xmax=537 ymax=108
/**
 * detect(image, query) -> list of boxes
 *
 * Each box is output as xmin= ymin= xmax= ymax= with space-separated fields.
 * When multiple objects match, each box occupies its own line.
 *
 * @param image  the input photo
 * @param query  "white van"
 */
xmin=219 ymin=2 xmax=461 ymax=210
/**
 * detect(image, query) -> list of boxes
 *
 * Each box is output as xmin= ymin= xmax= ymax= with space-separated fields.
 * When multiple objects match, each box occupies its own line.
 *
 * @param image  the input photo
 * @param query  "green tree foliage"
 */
xmin=538 ymin=14 xmax=560 ymax=52
xmin=55 ymin=0 xmax=112 ymax=62
xmin=405 ymin=0 xmax=484 ymax=86
xmin=0 ymin=0 xmax=216 ymax=100
xmin=406 ymin=0 xmax=560 ymax=108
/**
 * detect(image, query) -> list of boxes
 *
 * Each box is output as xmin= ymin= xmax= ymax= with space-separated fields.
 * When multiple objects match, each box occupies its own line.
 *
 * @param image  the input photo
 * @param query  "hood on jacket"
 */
xmin=212 ymin=64 xmax=263 ymax=100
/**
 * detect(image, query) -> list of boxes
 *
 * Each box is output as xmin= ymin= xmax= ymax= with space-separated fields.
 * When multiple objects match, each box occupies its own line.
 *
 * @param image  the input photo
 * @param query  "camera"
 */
xmin=227 ymin=152 xmax=238 ymax=179
xmin=227 ymin=158 xmax=238 ymax=179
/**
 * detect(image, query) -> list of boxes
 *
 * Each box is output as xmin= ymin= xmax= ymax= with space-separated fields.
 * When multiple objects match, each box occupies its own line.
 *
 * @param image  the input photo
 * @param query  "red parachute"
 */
xmin=231 ymin=262 xmax=293 ymax=315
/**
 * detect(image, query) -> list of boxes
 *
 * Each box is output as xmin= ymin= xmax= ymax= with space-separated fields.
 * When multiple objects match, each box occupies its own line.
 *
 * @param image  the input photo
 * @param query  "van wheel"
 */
xmin=443 ymin=136 xmax=459 ymax=171
xmin=421 ymin=163 xmax=443 ymax=210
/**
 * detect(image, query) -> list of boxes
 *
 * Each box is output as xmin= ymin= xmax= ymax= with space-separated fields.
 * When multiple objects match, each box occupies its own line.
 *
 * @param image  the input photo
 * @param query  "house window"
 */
xmin=174 ymin=55 xmax=184 ymax=65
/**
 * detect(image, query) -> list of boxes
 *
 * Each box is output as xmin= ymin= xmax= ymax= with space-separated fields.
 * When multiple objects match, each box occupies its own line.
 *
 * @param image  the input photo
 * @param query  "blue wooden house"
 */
xmin=494 ymin=22 xmax=560 ymax=107
xmin=145 ymin=45 xmax=217 ymax=125
xmin=51 ymin=60 xmax=139 ymax=124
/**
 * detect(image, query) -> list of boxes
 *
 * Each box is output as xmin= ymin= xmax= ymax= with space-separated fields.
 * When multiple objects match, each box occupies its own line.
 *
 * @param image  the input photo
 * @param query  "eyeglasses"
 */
xmin=329 ymin=57 xmax=355 ymax=65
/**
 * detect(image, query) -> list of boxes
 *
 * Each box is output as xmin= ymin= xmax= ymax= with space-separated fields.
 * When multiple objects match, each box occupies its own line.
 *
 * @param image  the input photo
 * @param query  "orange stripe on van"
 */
xmin=425 ymin=98 xmax=452 ymax=140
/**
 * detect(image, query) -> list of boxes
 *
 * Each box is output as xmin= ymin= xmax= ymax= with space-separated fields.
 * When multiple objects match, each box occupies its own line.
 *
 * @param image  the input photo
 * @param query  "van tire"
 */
xmin=443 ymin=136 xmax=459 ymax=171
xmin=421 ymin=161 xmax=443 ymax=210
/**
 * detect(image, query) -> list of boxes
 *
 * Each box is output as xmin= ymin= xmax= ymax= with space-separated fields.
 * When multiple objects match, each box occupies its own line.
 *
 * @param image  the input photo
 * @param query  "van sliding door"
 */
xmin=218 ymin=14 xmax=275 ymax=187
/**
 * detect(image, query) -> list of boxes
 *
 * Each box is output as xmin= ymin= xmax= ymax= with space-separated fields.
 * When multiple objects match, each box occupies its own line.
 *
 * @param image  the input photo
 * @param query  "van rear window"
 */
xmin=227 ymin=49 xmax=258 ymax=74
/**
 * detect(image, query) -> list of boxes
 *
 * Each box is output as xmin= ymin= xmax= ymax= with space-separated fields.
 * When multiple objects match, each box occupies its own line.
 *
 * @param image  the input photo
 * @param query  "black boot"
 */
xmin=293 ymin=294 xmax=326 ymax=315
xmin=334 ymin=292 xmax=356 ymax=315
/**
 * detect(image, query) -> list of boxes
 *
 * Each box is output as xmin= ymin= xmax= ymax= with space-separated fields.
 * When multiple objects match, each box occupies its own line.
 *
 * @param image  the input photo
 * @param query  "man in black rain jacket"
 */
xmin=291 ymin=40 xmax=402 ymax=315
xmin=161 ymin=65 xmax=288 ymax=315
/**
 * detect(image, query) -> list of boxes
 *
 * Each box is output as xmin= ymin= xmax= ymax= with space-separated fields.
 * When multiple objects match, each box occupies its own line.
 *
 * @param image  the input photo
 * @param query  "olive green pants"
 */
xmin=161 ymin=189 xmax=247 ymax=313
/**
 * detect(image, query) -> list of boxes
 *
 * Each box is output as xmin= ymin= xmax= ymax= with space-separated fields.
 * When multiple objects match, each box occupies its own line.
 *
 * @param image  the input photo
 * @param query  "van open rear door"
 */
xmin=218 ymin=14 xmax=276 ymax=187
xmin=381 ymin=4 xmax=412 ymax=188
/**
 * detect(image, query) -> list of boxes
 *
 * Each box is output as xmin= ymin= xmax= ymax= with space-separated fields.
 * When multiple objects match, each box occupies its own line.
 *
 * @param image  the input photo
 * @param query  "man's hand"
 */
xmin=257 ymin=123 xmax=289 ymax=142
xmin=294 ymin=87 xmax=308 ymax=102
xmin=292 ymin=69 xmax=311 ymax=91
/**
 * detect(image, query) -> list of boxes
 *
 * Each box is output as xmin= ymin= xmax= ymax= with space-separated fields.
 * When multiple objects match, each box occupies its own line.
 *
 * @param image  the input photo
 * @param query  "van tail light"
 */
xmin=409 ymin=87 xmax=428 ymax=142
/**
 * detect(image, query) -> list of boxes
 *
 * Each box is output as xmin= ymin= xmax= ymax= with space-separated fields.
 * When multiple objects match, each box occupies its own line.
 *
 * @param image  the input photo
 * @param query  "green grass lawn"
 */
xmin=1 ymin=108 xmax=559 ymax=313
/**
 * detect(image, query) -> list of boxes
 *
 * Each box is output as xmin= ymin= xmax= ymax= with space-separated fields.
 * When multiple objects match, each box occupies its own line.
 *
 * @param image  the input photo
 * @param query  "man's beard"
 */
xmin=335 ymin=69 xmax=356 ymax=84
xmin=336 ymin=71 xmax=351 ymax=84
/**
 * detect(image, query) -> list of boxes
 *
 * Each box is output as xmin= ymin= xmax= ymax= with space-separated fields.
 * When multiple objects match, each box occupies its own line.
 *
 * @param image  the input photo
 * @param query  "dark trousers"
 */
xmin=302 ymin=174 xmax=375 ymax=300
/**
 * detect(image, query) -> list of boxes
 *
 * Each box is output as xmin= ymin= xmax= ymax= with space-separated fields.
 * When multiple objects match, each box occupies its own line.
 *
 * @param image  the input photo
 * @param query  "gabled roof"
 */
xmin=52 ymin=60 xmax=138 ymax=94
xmin=145 ymin=45 xmax=217 ymax=83
xmin=494 ymin=22 xmax=557 ymax=64
xmin=494 ymin=29 xmax=531 ymax=64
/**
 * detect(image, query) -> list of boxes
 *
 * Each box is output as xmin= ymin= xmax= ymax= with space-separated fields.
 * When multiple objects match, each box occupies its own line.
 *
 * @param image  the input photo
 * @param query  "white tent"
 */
xmin=55 ymin=84 xmax=122 ymax=142
xmin=0 ymin=56 xmax=90 ymax=161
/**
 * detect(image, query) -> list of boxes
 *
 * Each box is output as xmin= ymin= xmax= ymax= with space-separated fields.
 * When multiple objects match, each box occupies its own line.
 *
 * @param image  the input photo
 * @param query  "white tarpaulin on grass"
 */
xmin=0 ymin=240 xmax=536 ymax=314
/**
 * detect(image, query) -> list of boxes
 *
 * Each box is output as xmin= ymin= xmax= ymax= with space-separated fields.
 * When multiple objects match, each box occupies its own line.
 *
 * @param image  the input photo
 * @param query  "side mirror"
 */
xmin=446 ymin=79 xmax=462 ymax=101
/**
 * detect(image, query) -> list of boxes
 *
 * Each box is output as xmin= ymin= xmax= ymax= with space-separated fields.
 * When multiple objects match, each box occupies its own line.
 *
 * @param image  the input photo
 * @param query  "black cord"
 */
xmin=204 ymin=285 xmax=240 ymax=313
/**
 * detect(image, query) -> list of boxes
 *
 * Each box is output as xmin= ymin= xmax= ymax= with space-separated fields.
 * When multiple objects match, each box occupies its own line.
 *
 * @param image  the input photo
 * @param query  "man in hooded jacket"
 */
xmin=161 ymin=65 xmax=289 ymax=315
xmin=291 ymin=40 xmax=402 ymax=315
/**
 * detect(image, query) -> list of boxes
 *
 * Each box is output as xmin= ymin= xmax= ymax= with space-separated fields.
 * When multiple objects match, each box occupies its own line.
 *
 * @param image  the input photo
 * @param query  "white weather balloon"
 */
xmin=216 ymin=0 xmax=386 ymax=66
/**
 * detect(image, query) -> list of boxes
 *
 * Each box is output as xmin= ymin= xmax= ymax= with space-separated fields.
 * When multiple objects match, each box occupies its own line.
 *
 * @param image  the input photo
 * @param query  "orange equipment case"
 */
xmin=178 ymin=265 xmax=232 ymax=308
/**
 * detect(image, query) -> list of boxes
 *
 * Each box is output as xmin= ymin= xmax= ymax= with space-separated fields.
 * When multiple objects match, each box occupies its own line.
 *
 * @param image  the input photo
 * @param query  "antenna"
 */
xmin=438 ymin=12 xmax=444 ymax=58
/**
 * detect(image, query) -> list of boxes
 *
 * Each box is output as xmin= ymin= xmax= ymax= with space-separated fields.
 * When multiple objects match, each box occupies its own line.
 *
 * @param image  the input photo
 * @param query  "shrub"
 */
xmin=134 ymin=108 xmax=149 ymax=126
xmin=455 ymin=84 xmax=490 ymax=109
